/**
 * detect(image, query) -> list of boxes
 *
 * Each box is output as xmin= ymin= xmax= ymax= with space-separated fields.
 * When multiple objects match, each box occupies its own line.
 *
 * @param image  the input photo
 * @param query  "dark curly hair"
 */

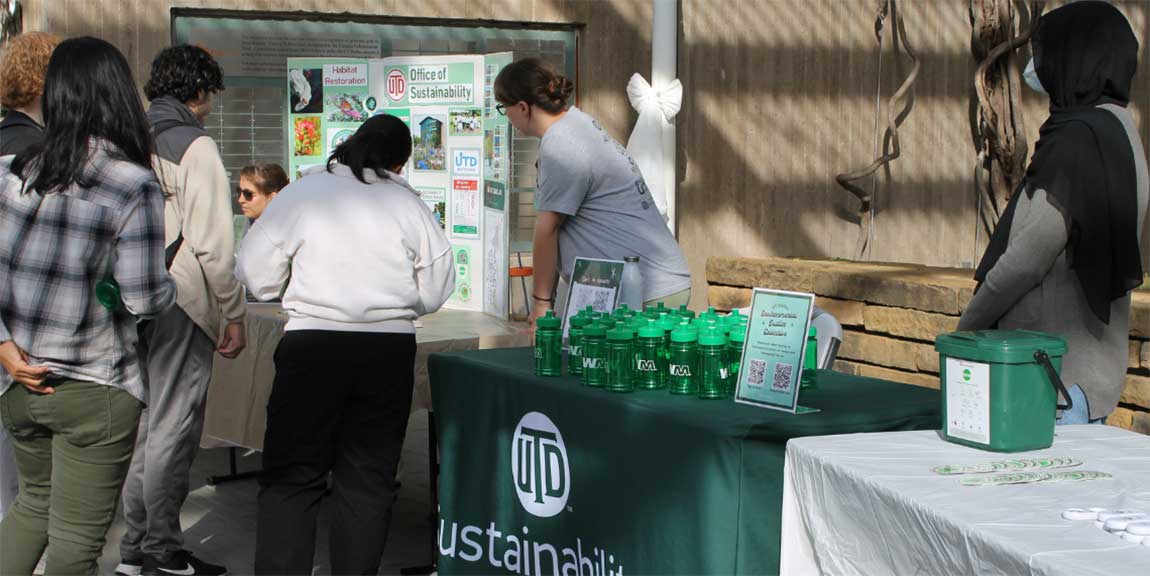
xmin=144 ymin=45 xmax=224 ymax=103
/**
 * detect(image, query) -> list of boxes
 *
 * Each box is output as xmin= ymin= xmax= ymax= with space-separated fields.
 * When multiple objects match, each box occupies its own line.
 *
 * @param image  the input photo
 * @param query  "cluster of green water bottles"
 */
xmin=534 ymin=303 xmax=765 ymax=399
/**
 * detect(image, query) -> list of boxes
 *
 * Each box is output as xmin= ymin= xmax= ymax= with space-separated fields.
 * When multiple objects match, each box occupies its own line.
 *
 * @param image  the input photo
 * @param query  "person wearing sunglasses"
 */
xmin=237 ymin=162 xmax=288 ymax=221
xmin=494 ymin=58 xmax=691 ymax=323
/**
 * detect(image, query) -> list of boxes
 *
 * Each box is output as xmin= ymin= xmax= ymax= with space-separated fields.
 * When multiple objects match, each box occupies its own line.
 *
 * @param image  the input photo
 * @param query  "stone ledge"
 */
xmin=833 ymin=359 xmax=940 ymax=389
xmin=839 ymin=331 xmax=935 ymax=373
xmin=864 ymin=306 xmax=960 ymax=342
xmin=1108 ymin=407 xmax=1136 ymax=429
xmin=706 ymin=286 xmax=866 ymax=327
xmin=1119 ymin=374 xmax=1150 ymax=410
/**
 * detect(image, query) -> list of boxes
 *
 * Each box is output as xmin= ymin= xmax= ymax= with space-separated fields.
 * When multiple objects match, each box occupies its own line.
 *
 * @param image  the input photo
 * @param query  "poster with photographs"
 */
xmin=412 ymin=114 xmax=447 ymax=172
xmin=293 ymin=116 xmax=322 ymax=157
xmin=289 ymin=67 xmax=324 ymax=114
xmin=449 ymin=108 xmax=483 ymax=137
xmin=418 ymin=187 xmax=447 ymax=230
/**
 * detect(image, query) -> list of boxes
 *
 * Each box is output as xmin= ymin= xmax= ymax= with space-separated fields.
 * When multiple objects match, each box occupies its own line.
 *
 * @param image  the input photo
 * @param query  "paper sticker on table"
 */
xmin=451 ymin=179 xmax=480 ymax=238
xmin=734 ymin=288 xmax=816 ymax=414
xmin=418 ymin=187 xmax=446 ymax=230
xmin=945 ymin=357 xmax=991 ymax=445
xmin=451 ymin=245 xmax=472 ymax=302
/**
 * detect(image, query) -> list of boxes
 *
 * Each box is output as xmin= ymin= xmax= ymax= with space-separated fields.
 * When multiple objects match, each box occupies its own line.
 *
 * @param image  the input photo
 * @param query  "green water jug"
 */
xmin=605 ymin=327 xmax=636 ymax=393
xmin=697 ymin=327 xmax=729 ymax=399
xmin=635 ymin=320 xmax=666 ymax=390
xmin=935 ymin=330 xmax=1070 ymax=453
xmin=567 ymin=312 xmax=591 ymax=377
xmin=668 ymin=323 xmax=699 ymax=395
xmin=580 ymin=323 xmax=608 ymax=387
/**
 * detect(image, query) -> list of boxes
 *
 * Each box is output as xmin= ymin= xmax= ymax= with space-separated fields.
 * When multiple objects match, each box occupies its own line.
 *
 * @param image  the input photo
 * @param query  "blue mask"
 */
xmin=1023 ymin=57 xmax=1047 ymax=96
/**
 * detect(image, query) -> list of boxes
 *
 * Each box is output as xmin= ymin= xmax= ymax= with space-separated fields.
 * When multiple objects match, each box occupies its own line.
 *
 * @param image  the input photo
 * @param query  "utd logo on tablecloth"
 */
xmin=512 ymin=412 xmax=570 ymax=517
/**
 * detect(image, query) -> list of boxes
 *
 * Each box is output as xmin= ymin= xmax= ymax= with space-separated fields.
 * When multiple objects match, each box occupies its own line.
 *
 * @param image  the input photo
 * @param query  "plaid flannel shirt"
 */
xmin=0 ymin=141 xmax=176 ymax=401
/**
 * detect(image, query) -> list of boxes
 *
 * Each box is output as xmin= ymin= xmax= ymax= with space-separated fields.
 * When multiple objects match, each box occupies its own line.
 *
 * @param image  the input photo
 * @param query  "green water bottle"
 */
xmin=613 ymin=304 xmax=631 ymax=319
xmin=697 ymin=327 xmax=729 ymax=399
xmin=801 ymin=326 xmax=818 ymax=389
xmin=727 ymin=322 xmax=747 ymax=395
xmin=605 ymin=327 xmax=636 ymax=393
xmin=635 ymin=320 xmax=666 ymax=390
xmin=677 ymin=304 xmax=696 ymax=321
xmin=581 ymin=323 xmax=608 ymax=387
xmin=534 ymin=311 xmax=562 ymax=377
xmin=657 ymin=313 xmax=677 ymax=362
xmin=568 ymin=313 xmax=591 ymax=377
xmin=95 ymin=277 xmax=123 ymax=311
xmin=668 ymin=323 xmax=699 ymax=395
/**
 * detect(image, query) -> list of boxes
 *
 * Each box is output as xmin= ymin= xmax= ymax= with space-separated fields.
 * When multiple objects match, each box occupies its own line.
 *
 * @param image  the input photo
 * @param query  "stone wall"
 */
xmin=707 ymin=257 xmax=1150 ymax=434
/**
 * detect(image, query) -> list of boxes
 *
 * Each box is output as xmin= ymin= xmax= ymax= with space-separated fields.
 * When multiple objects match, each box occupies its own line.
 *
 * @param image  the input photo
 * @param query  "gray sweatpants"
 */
xmin=119 ymin=305 xmax=215 ymax=563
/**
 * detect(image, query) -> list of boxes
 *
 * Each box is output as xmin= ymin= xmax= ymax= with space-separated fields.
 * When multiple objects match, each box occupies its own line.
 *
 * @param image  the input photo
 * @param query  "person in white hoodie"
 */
xmin=236 ymin=113 xmax=454 ymax=575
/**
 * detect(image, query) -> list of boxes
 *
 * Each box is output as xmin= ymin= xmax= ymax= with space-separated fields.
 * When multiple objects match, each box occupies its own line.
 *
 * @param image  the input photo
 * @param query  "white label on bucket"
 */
xmin=946 ymin=358 xmax=991 ymax=445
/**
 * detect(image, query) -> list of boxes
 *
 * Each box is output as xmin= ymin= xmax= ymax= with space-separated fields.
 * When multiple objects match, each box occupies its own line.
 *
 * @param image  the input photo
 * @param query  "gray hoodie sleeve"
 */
xmin=958 ymin=189 xmax=1068 ymax=331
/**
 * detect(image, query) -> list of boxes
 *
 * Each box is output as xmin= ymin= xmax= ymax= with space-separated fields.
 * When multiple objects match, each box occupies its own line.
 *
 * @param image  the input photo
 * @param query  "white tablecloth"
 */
xmin=781 ymin=425 xmax=1150 ymax=576
xmin=201 ymin=304 xmax=530 ymax=450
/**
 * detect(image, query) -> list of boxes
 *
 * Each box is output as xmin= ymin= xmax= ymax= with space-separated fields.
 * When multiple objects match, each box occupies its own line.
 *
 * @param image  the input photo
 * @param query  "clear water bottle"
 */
xmin=620 ymin=256 xmax=643 ymax=311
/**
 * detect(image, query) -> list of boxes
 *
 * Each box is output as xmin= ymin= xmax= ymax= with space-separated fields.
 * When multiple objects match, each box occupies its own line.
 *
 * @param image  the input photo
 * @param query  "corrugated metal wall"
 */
xmin=22 ymin=0 xmax=1150 ymax=309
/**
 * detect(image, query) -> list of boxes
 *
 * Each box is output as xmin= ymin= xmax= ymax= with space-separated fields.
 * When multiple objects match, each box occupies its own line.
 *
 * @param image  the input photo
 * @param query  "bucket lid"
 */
xmin=935 ymin=330 xmax=1067 ymax=364
xmin=536 ymin=310 xmax=561 ymax=329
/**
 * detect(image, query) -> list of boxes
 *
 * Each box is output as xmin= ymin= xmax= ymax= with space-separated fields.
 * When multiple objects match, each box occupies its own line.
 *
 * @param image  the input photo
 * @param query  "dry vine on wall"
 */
xmin=970 ymin=0 xmax=1043 ymax=254
xmin=835 ymin=0 xmax=920 ymax=261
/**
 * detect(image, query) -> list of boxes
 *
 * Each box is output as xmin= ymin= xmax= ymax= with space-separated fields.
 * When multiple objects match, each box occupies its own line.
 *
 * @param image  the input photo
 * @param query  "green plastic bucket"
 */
xmin=934 ymin=330 xmax=1069 ymax=453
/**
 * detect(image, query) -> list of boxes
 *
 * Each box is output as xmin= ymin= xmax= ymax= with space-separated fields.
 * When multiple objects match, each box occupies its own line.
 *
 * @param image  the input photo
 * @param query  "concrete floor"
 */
xmin=95 ymin=411 xmax=435 ymax=576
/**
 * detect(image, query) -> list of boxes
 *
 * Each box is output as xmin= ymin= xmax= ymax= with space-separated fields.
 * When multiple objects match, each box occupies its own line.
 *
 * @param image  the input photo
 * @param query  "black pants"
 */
xmin=254 ymin=330 xmax=416 ymax=575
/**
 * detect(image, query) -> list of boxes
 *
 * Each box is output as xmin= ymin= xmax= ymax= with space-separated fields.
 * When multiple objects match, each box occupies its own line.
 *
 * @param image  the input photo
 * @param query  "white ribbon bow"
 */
xmin=625 ymin=73 xmax=682 ymax=224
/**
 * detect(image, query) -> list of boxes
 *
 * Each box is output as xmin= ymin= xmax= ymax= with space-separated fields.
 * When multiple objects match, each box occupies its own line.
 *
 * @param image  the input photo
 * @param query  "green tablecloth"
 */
xmin=430 ymin=347 xmax=940 ymax=575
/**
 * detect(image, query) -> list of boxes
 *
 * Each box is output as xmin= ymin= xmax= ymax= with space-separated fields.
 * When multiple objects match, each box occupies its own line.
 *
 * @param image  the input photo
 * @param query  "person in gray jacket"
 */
xmin=115 ymin=45 xmax=245 ymax=576
xmin=959 ymin=1 xmax=1148 ymax=424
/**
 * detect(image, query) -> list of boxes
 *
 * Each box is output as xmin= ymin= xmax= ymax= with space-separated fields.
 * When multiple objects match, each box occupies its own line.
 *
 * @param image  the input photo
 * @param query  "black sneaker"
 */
xmin=114 ymin=558 xmax=144 ymax=576
xmin=145 ymin=551 xmax=227 ymax=576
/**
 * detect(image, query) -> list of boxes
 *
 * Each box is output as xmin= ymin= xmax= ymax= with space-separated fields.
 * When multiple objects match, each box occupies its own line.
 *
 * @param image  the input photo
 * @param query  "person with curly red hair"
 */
xmin=0 ymin=32 xmax=60 ymax=156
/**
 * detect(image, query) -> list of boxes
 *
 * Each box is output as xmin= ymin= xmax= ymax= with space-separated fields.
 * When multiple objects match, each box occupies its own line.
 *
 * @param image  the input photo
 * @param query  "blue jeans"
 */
xmin=1056 ymin=384 xmax=1106 ymax=425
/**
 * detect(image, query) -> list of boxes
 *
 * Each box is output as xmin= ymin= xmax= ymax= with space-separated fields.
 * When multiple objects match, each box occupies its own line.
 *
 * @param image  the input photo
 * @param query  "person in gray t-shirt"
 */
xmin=494 ymin=58 xmax=691 ymax=322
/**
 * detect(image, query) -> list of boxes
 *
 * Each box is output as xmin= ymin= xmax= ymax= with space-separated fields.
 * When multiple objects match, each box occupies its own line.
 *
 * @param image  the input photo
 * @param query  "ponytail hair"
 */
xmin=326 ymin=114 xmax=412 ymax=184
xmin=493 ymin=57 xmax=573 ymax=114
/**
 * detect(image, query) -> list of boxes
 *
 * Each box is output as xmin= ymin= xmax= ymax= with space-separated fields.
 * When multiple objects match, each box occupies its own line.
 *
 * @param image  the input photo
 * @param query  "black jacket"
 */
xmin=0 ymin=110 xmax=44 ymax=156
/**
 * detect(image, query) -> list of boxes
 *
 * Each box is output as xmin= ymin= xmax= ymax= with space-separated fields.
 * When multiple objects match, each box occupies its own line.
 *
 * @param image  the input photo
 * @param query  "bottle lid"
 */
xmin=671 ymin=325 xmax=698 ymax=343
xmin=569 ymin=314 xmax=591 ymax=329
xmin=614 ymin=304 xmax=630 ymax=317
xmin=809 ymin=326 xmax=818 ymax=337
xmin=657 ymin=314 xmax=678 ymax=332
xmin=638 ymin=319 xmax=663 ymax=339
xmin=536 ymin=310 xmax=561 ymax=329
xmin=583 ymin=323 xmax=607 ymax=338
xmin=677 ymin=304 xmax=696 ymax=319
xmin=644 ymin=305 xmax=658 ymax=318
xmin=607 ymin=327 xmax=635 ymax=341
xmin=728 ymin=325 xmax=747 ymax=344
xmin=698 ymin=327 xmax=727 ymax=346
xmin=624 ymin=256 xmax=640 ymax=263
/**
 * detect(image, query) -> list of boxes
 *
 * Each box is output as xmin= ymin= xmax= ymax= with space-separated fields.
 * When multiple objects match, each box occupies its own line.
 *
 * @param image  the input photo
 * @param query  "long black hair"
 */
xmin=12 ymin=37 xmax=154 ymax=194
xmin=326 ymin=114 xmax=412 ymax=184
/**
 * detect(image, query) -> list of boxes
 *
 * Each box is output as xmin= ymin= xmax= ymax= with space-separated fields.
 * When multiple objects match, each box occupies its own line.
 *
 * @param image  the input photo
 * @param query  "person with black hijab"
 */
xmin=958 ymin=1 xmax=1149 ymax=424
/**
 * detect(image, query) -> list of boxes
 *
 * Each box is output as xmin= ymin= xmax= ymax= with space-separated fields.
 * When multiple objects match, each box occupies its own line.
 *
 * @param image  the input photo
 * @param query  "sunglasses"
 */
xmin=236 ymin=187 xmax=257 ymax=202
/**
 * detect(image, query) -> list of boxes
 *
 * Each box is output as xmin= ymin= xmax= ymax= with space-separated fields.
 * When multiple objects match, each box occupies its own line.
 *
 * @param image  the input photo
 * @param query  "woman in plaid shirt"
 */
xmin=0 ymin=37 xmax=176 ymax=574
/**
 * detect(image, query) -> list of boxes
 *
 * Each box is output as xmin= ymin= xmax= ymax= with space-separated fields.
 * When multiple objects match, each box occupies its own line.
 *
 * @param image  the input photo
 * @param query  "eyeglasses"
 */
xmin=236 ymin=187 xmax=256 ymax=202
xmin=495 ymin=103 xmax=506 ymax=116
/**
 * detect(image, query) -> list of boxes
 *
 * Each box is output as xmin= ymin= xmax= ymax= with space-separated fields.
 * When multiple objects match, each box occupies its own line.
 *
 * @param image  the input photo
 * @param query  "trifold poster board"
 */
xmin=285 ymin=54 xmax=512 ymax=317
xmin=734 ymin=288 xmax=820 ymax=414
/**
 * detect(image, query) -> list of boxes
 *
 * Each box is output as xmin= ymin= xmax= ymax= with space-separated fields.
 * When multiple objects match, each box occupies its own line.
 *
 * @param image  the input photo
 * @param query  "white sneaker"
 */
xmin=115 ymin=559 xmax=144 ymax=576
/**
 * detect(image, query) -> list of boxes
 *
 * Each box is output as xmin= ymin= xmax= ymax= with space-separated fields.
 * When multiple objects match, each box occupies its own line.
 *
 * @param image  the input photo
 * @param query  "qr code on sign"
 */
xmin=771 ymin=362 xmax=794 ymax=392
xmin=746 ymin=359 xmax=767 ymax=388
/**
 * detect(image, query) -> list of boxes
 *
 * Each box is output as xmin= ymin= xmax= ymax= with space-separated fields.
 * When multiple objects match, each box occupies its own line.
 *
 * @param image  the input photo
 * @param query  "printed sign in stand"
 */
xmin=734 ymin=288 xmax=820 ymax=414
xmin=561 ymin=257 xmax=624 ymax=338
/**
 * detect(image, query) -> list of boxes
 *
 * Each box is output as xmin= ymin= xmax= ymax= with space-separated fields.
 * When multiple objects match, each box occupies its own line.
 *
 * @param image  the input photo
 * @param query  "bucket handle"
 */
xmin=1034 ymin=350 xmax=1072 ymax=411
